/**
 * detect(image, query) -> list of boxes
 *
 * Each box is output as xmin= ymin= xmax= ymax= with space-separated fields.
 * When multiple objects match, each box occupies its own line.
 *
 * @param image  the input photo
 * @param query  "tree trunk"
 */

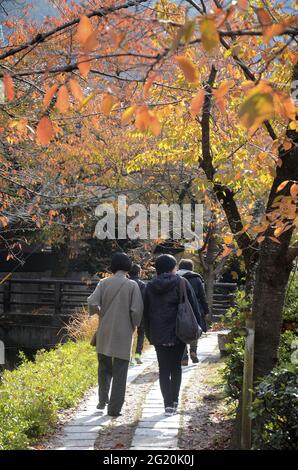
xmin=252 ymin=233 xmax=295 ymax=377
xmin=252 ymin=62 xmax=298 ymax=379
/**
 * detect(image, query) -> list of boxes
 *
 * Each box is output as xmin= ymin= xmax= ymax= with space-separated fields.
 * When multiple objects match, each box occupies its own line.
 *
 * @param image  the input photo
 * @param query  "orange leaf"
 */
xmin=213 ymin=80 xmax=234 ymax=113
xmin=176 ymin=56 xmax=199 ymax=83
xmin=290 ymin=183 xmax=298 ymax=197
xmin=190 ymin=89 xmax=205 ymax=117
xmin=253 ymin=223 xmax=269 ymax=233
xmin=101 ymin=93 xmax=117 ymax=115
xmin=3 ymin=73 xmax=14 ymax=101
xmin=237 ymin=0 xmax=248 ymax=10
xmin=277 ymin=180 xmax=289 ymax=192
xmin=143 ymin=73 xmax=157 ymax=99
xmin=121 ymin=106 xmax=136 ymax=125
xmin=222 ymin=245 xmax=232 ymax=257
xmin=135 ymin=107 xmax=161 ymax=136
xmin=83 ymin=30 xmax=98 ymax=52
xmin=256 ymin=8 xmax=272 ymax=31
xmin=268 ymin=236 xmax=281 ymax=244
xmin=36 ymin=116 xmax=54 ymax=145
xmin=69 ymin=79 xmax=84 ymax=103
xmin=263 ymin=17 xmax=297 ymax=44
xmin=76 ymin=15 xmax=93 ymax=46
xmin=200 ymin=16 xmax=220 ymax=52
xmin=78 ymin=56 xmax=91 ymax=78
xmin=43 ymin=84 xmax=58 ymax=109
xmin=149 ymin=112 xmax=161 ymax=136
xmin=236 ymin=249 xmax=242 ymax=257
xmin=110 ymin=31 xmax=126 ymax=49
xmin=56 ymin=85 xmax=69 ymax=113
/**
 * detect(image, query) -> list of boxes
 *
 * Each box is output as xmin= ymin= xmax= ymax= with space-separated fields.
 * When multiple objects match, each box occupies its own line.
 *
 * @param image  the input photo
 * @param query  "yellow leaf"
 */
xmin=223 ymin=235 xmax=233 ymax=245
xmin=190 ymin=89 xmax=205 ymax=117
xmin=36 ymin=116 xmax=54 ymax=145
xmin=176 ymin=56 xmax=199 ymax=83
xmin=56 ymin=85 xmax=69 ymax=113
xmin=79 ymin=93 xmax=94 ymax=111
xmin=101 ymin=93 xmax=117 ymax=116
xmin=3 ymin=73 xmax=14 ymax=101
xmin=69 ymin=79 xmax=84 ymax=103
xmin=200 ymin=16 xmax=220 ymax=52
xmin=43 ymin=84 xmax=58 ymax=109
xmin=121 ymin=106 xmax=136 ymax=125
xmin=236 ymin=249 xmax=242 ymax=257
xmin=239 ymin=81 xmax=274 ymax=132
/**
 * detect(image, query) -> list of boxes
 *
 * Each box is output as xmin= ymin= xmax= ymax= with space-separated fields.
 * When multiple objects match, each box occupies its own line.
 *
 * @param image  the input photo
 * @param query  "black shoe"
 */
xmin=108 ymin=411 xmax=122 ymax=417
xmin=97 ymin=402 xmax=107 ymax=410
xmin=190 ymin=351 xmax=199 ymax=363
xmin=181 ymin=358 xmax=188 ymax=366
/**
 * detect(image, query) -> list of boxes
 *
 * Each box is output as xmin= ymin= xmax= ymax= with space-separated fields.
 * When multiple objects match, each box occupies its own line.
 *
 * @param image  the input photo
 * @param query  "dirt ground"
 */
xmin=178 ymin=358 xmax=234 ymax=450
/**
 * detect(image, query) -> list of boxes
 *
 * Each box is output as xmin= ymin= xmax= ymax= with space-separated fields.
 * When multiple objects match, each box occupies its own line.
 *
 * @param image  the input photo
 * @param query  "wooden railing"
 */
xmin=0 ymin=278 xmax=237 ymax=317
xmin=0 ymin=278 xmax=98 ymax=315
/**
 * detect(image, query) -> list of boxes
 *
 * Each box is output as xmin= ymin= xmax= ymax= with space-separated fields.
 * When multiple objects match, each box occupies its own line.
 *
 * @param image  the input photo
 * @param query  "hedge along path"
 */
xmin=48 ymin=333 xmax=219 ymax=450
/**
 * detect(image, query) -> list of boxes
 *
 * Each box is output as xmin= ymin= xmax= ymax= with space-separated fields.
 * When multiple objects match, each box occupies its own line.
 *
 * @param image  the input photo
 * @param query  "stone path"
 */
xmin=50 ymin=332 xmax=219 ymax=450
xmin=130 ymin=332 xmax=218 ymax=450
xmin=51 ymin=347 xmax=157 ymax=450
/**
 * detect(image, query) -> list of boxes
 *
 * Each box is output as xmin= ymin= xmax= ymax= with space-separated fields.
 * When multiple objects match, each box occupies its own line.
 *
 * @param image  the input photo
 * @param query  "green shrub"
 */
xmin=283 ymin=275 xmax=298 ymax=324
xmin=251 ymin=365 xmax=298 ymax=449
xmin=0 ymin=341 xmax=97 ymax=450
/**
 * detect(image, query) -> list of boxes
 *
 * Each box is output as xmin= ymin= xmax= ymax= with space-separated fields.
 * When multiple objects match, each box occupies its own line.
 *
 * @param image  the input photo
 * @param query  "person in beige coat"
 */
xmin=88 ymin=252 xmax=143 ymax=417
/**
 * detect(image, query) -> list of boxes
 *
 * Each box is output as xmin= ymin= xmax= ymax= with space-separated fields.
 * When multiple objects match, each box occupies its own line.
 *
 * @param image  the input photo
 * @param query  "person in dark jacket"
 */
xmin=177 ymin=258 xmax=209 ymax=365
xmin=129 ymin=264 xmax=146 ymax=364
xmin=143 ymin=254 xmax=202 ymax=415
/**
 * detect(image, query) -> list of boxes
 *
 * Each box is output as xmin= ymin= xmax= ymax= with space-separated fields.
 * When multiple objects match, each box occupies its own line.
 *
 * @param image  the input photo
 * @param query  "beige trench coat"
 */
xmin=87 ymin=271 xmax=144 ymax=361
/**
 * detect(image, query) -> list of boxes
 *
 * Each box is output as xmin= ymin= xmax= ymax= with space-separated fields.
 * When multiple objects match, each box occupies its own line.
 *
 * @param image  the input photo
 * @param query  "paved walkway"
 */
xmin=51 ymin=347 xmax=157 ymax=450
xmin=50 ymin=332 xmax=219 ymax=450
xmin=130 ymin=332 xmax=218 ymax=450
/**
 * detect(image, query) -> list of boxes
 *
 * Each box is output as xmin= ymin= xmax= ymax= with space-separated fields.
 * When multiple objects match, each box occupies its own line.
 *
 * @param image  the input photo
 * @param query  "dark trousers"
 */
xmin=135 ymin=325 xmax=145 ymax=355
xmin=97 ymin=353 xmax=129 ymax=414
xmin=155 ymin=343 xmax=186 ymax=408
xmin=182 ymin=339 xmax=198 ymax=360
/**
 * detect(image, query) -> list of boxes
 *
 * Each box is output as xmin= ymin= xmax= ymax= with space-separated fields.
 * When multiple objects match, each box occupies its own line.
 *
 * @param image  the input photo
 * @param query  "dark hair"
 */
xmin=129 ymin=263 xmax=141 ymax=278
xmin=111 ymin=252 xmax=132 ymax=274
xmin=178 ymin=258 xmax=194 ymax=271
xmin=155 ymin=254 xmax=177 ymax=275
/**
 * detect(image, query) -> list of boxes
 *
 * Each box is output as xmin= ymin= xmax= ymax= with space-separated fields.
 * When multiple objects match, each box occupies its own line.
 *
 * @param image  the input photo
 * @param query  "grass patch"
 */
xmin=0 ymin=340 xmax=97 ymax=450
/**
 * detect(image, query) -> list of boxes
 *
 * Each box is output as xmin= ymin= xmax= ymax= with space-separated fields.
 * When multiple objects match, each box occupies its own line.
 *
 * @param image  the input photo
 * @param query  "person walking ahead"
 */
xmin=143 ymin=254 xmax=201 ymax=415
xmin=177 ymin=258 xmax=209 ymax=366
xmin=129 ymin=264 xmax=146 ymax=365
xmin=88 ymin=253 xmax=143 ymax=417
